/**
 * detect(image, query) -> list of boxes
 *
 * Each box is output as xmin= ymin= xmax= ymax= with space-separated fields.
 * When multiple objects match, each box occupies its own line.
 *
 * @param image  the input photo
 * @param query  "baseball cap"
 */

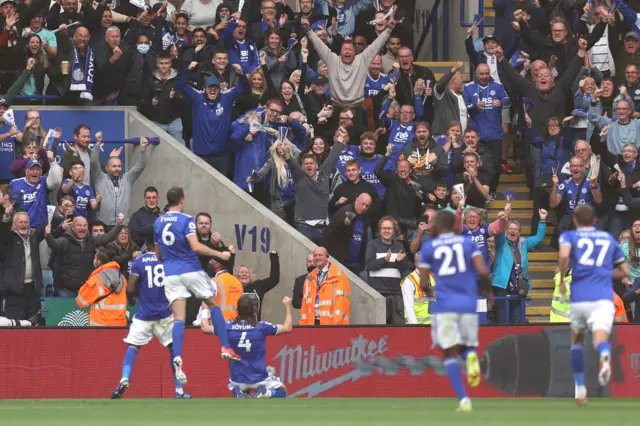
xmin=205 ymin=75 xmax=221 ymax=87
xmin=624 ymin=32 xmax=640 ymax=41
xmin=482 ymin=34 xmax=498 ymax=44
xmin=0 ymin=0 xmax=17 ymax=6
xmin=313 ymin=74 xmax=329 ymax=86
xmin=26 ymin=159 xmax=42 ymax=169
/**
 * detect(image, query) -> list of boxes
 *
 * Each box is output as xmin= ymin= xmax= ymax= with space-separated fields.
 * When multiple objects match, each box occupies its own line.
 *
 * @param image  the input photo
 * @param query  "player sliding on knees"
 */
xmin=112 ymin=235 xmax=192 ymax=399
xmin=199 ymin=294 xmax=293 ymax=398
xmin=558 ymin=204 xmax=629 ymax=406
xmin=419 ymin=210 xmax=494 ymax=413
xmin=155 ymin=186 xmax=237 ymax=386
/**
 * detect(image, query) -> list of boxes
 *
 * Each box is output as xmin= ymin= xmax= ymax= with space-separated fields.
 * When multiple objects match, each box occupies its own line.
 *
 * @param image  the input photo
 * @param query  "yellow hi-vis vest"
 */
xmin=550 ymin=270 xmax=572 ymax=323
xmin=401 ymin=271 xmax=435 ymax=324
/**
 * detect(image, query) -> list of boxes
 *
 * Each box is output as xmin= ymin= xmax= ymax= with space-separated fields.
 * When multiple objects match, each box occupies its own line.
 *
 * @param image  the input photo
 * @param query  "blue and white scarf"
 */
xmin=69 ymin=42 xmax=94 ymax=101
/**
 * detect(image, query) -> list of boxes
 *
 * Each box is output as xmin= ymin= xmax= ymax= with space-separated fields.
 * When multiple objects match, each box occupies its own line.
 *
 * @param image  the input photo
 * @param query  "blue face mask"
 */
xmin=137 ymin=44 xmax=150 ymax=55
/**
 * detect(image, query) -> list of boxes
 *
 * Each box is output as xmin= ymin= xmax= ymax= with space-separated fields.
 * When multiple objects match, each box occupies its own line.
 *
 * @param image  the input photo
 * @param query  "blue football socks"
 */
xmin=121 ymin=346 xmax=139 ymax=381
xmin=271 ymin=388 xmax=287 ymax=398
xmin=570 ymin=344 xmax=585 ymax=387
xmin=444 ymin=358 xmax=468 ymax=400
xmin=210 ymin=306 xmax=230 ymax=348
xmin=173 ymin=320 xmax=185 ymax=357
xmin=597 ymin=341 xmax=611 ymax=358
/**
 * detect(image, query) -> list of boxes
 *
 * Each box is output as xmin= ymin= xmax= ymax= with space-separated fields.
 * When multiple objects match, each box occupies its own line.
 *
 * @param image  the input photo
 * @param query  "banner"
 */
xmin=0 ymin=325 xmax=638 ymax=399
xmin=1 ymin=110 xmax=127 ymax=180
xmin=43 ymin=297 xmax=137 ymax=326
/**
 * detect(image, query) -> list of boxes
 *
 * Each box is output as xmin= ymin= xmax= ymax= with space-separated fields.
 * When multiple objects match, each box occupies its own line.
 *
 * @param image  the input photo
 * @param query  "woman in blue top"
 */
xmin=492 ymin=209 xmax=547 ymax=324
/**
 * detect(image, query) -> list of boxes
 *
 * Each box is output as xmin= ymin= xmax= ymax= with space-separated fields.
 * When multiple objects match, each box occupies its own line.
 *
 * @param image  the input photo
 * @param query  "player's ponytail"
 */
xmin=235 ymin=294 xmax=258 ymax=327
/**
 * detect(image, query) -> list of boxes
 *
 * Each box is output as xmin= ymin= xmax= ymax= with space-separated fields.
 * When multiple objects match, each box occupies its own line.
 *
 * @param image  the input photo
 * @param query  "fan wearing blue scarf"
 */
xmin=69 ymin=26 xmax=95 ymax=101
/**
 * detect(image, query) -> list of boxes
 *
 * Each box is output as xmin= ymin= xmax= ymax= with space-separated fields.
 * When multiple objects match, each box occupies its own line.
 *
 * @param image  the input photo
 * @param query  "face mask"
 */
xmin=307 ymin=265 xmax=315 ymax=273
xmin=137 ymin=44 xmax=150 ymax=55
xmin=94 ymin=259 xmax=101 ymax=268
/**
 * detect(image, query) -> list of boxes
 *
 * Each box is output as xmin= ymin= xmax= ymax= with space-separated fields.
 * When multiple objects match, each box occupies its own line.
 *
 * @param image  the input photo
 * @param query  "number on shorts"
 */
xmin=161 ymin=224 xmax=175 ymax=246
xmin=238 ymin=331 xmax=252 ymax=352
xmin=144 ymin=264 xmax=165 ymax=288
xmin=434 ymin=243 xmax=467 ymax=276
xmin=577 ymin=238 xmax=610 ymax=267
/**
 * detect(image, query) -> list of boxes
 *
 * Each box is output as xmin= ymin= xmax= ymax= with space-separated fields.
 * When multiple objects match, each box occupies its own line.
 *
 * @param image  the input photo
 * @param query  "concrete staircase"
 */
xmin=491 ymin=171 xmax=555 ymax=323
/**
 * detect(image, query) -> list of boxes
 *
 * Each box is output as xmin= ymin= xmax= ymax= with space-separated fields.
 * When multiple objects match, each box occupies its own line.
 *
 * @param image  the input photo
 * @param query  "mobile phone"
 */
xmin=221 ymin=15 xmax=229 ymax=22
xmin=65 ymin=213 xmax=73 ymax=221
xmin=419 ymin=214 xmax=429 ymax=224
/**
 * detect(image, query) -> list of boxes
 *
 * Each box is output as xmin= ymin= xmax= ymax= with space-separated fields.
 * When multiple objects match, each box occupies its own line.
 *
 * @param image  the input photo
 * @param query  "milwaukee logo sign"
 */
xmin=272 ymin=335 xmax=389 ymax=397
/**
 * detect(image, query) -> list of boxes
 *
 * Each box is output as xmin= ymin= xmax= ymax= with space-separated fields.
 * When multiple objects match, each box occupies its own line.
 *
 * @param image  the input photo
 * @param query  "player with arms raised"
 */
xmin=155 ymin=186 xmax=236 ymax=385
xmin=558 ymin=204 xmax=629 ymax=406
xmin=112 ymin=235 xmax=192 ymax=399
xmin=200 ymin=294 xmax=293 ymax=398
xmin=419 ymin=210 xmax=493 ymax=412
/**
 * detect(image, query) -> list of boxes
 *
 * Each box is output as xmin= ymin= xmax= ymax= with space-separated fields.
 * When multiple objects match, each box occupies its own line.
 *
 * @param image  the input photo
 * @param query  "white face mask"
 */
xmin=93 ymin=259 xmax=101 ymax=268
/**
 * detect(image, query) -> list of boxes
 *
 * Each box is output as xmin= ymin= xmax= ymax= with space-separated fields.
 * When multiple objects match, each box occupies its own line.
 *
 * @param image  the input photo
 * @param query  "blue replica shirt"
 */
xmin=346 ymin=217 xmax=364 ymax=268
xmin=419 ymin=233 xmax=481 ymax=313
xmin=364 ymin=73 xmax=391 ymax=99
xmin=61 ymin=179 xmax=95 ymax=218
xmin=9 ymin=176 xmax=49 ymax=228
xmin=462 ymin=80 xmax=510 ymax=142
xmin=218 ymin=320 xmax=278 ymax=384
xmin=559 ymin=227 xmax=624 ymax=303
xmin=358 ymin=154 xmax=385 ymax=199
xmin=463 ymin=223 xmax=492 ymax=269
xmin=335 ymin=145 xmax=359 ymax=180
xmin=154 ymin=211 xmax=202 ymax=276
xmin=277 ymin=164 xmax=295 ymax=202
xmin=130 ymin=252 xmax=172 ymax=321
xmin=384 ymin=122 xmax=415 ymax=172
xmin=557 ymin=178 xmax=598 ymax=216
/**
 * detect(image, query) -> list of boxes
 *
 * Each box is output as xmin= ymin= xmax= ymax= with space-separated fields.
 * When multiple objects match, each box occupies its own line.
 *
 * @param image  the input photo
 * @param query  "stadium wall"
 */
xmin=0 ymin=325 xmax=639 ymax=399
xmin=123 ymin=109 xmax=386 ymax=325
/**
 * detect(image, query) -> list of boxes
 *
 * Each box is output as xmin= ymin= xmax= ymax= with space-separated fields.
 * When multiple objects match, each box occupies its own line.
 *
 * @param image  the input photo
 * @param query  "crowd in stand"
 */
xmin=2 ymin=0 xmax=640 ymax=326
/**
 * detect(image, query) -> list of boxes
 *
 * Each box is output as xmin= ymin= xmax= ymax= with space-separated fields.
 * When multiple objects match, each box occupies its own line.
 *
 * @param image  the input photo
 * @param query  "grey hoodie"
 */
xmin=91 ymin=147 xmax=147 ymax=226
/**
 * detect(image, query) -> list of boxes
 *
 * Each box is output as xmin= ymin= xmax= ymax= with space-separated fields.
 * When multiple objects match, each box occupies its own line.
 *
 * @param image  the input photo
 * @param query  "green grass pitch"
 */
xmin=0 ymin=398 xmax=637 ymax=425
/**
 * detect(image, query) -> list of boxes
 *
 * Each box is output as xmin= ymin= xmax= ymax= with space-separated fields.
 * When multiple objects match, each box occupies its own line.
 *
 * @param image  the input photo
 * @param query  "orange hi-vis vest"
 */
xmin=76 ymin=262 xmax=127 ymax=326
xmin=299 ymin=262 xmax=350 ymax=325
xmin=213 ymin=271 xmax=244 ymax=320
xmin=614 ymin=291 xmax=628 ymax=323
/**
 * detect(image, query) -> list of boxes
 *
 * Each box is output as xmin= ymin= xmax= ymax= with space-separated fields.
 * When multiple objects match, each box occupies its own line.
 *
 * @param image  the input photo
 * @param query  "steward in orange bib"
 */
xmin=299 ymin=247 xmax=350 ymax=325
xmin=211 ymin=257 xmax=244 ymax=320
xmin=76 ymin=246 xmax=128 ymax=326
xmin=613 ymin=291 xmax=628 ymax=323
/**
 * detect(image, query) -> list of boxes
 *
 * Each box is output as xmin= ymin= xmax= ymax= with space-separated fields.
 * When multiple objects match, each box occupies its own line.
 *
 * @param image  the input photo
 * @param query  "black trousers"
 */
xmin=2 ymin=282 xmax=41 ymax=321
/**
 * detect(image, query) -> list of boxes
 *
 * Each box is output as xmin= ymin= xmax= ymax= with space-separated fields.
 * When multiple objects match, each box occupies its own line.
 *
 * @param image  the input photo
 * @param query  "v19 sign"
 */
xmin=235 ymin=224 xmax=271 ymax=253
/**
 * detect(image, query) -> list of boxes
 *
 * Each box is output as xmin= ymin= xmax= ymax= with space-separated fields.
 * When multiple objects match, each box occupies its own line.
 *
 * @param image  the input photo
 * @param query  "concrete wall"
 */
xmin=123 ymin=110 xmax=386 ymax=324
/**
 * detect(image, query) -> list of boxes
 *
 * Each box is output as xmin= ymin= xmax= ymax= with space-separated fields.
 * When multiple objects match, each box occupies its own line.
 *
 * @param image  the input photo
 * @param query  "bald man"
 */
xmin=45 ymin=212 xmax=126 ymax=297
xmin=322 ymin=193 xmax=373 ymax=274
xmin=299 ymin=246 xmax=351 ymax=325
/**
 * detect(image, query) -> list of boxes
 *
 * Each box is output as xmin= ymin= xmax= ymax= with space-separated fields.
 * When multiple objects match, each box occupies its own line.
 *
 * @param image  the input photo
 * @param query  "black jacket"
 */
xmin=375 ymin=155 xmax=423 ymax=234
xmin=292 ymin=274 xmax=306 ymax=309
xmin=322 ymin=204 xmax=370 ymax=268
xmin=128 ymin=206 xmax=161 ymax=246
xmin=0 ymin=220 xmax=45 ymax=294
xmin=94 ymin=40 xmax=132 ymax=100
xmin=45 ymin=225 xmax=123 ymax=292
xmin=396 ymin=65 xmax=436 ymax=123
xmin=243 ymin=251 xmax=280 ymax=320
xmin=329 ymin=178 xmax=380 ymax=217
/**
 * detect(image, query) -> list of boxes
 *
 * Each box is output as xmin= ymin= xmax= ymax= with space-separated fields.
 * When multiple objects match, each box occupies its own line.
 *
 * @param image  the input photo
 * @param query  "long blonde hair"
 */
xmin=270 ymin=139 xmax=293 ymax=188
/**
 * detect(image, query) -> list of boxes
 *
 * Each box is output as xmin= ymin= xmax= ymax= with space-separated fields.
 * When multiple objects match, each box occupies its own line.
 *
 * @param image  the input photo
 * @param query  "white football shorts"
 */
xmin=124 ymin=315 xmax=174 ymax=347
xmin=228 ymin=372 xmax=285 ymax=392
xmin=570 ymin=300 xmax=615 ymax=335
xmin=431 ymin=313 xmax=479 ymax=350
xmin=164 ymin=271 xmax=213 ymax=304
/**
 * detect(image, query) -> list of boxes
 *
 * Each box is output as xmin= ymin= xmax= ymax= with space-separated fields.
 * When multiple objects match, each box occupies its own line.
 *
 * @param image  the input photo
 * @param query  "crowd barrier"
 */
xmin=0 ymin=325 xmax=638 ymax=399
